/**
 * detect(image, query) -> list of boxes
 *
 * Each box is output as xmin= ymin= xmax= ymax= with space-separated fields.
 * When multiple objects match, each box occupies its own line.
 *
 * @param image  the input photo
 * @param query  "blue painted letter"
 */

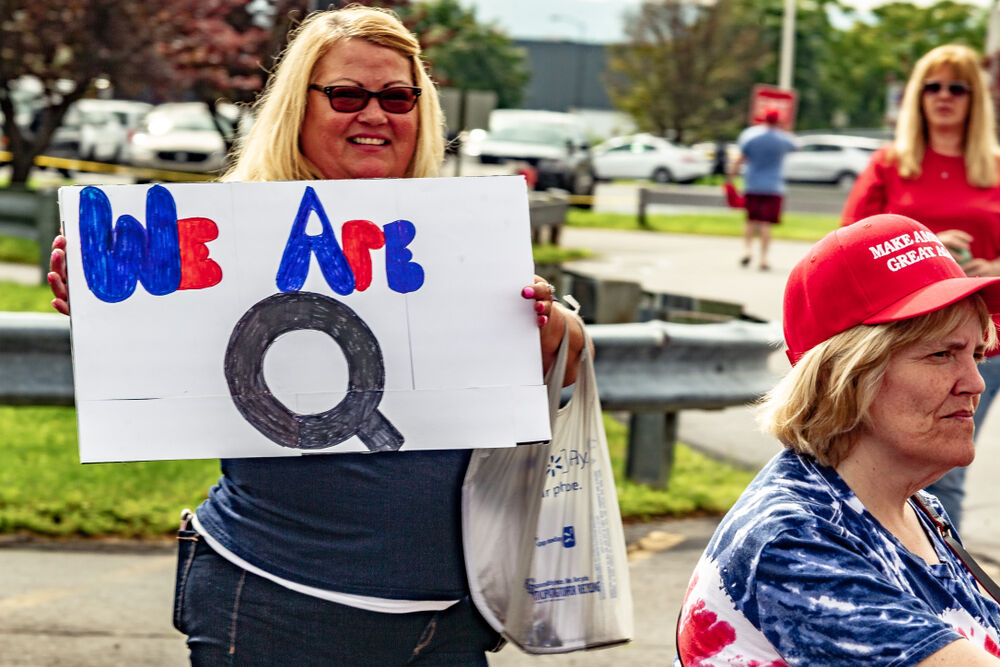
xmin=383 ymin=219 xmax=424 ymax=293
xmin=79 ymin=185 xmax=181 ymax=302
xmin=276 ymin=186 xmax=355 ymax=294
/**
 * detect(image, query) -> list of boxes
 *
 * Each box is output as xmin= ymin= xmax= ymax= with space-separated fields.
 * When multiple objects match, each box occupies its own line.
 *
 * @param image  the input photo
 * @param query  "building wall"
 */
xmin=514 ymin=40 xmax=613 ymax=112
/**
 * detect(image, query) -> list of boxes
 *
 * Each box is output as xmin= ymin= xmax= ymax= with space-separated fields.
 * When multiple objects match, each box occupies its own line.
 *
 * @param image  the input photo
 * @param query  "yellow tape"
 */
xmin=0 ymin=151 xmax=217 ymax=183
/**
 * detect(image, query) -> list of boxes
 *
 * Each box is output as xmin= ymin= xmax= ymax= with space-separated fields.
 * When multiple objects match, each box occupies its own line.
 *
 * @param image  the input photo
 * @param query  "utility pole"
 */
xmin=778 ymin=0 xmax=796 ymax=90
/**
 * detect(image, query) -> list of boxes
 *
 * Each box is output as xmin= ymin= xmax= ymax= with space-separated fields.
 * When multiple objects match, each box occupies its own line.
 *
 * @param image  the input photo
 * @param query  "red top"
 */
xmin=841 ymin=146 xmax=1000 ymax=262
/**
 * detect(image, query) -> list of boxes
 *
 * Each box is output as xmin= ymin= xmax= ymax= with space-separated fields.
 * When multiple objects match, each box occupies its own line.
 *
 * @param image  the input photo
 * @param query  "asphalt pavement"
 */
xmin=2 ymin=183 xmax=999 ymax=666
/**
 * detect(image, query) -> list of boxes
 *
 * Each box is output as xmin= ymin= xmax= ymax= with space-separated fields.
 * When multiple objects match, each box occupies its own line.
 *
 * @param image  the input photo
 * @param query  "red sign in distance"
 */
xmin=750 ymin=84 xmax=798 ymax=131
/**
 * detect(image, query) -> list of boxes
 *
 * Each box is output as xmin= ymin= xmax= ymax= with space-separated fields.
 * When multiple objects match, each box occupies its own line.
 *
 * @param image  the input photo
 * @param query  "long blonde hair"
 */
xmin=892 ymin=44 xmax=999 ymax=187
xmin=224 ymin=5 xmax=444 ymax=183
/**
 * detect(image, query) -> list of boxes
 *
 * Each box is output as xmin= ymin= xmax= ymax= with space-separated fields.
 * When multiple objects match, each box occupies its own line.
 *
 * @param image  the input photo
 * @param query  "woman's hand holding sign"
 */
xmin=48 ymin=234 xmax=70 ymax=316
xmin=523 ymin=275 xmax=586 ymax=387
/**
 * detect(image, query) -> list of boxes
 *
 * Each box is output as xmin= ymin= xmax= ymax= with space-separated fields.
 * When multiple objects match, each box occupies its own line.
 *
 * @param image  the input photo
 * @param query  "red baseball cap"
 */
xmin=764 ymin=109 xmax=780 ymax=123
xmin=784 ymin=214 xmax=1000 ymax=364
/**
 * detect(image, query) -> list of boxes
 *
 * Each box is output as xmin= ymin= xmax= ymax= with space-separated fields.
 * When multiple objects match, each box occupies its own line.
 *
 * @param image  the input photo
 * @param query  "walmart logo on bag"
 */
xmin=547 ymin=454 xmax=564 ymax=477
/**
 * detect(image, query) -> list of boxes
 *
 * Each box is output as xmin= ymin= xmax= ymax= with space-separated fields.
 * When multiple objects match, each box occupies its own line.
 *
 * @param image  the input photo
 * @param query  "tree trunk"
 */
xmin=9 ymin=151 xmax=34 ymax=186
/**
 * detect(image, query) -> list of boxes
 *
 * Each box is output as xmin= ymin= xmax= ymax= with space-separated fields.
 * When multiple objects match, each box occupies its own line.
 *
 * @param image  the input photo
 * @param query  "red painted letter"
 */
xmin=178 ymin=217 xmax=223 ymax=290
xmin=342 ymin=219 xmax=385 ymax=291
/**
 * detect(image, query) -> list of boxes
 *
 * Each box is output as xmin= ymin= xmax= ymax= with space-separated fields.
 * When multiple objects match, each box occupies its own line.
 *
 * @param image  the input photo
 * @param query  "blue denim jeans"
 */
xmin=924 ymin=353 xmax=1000 ymax=533
xmin=173 ymin=525 xmax=503 ymax=666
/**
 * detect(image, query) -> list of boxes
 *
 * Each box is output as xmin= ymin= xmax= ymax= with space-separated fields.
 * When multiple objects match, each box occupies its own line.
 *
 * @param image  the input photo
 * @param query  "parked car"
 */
xmin=48 ymin=99 xmax=153 ymax=163
xmin=128 ymin=102 xmax=234 ymax=174
xmin=783 ymin=134 xmax=885 ymax=188
xmin=591 ymin=134 xmax=711 ymax=183
xmin=461 ymin=110 xmax=596 ymax=197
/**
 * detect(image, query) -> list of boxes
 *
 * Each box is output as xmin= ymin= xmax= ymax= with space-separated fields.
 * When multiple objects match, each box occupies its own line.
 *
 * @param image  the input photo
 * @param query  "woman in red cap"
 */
xmin=677 ymin=214 xmax=1000 ymax=666
xmin=842 ymin=44 xmax=1000 ymax=531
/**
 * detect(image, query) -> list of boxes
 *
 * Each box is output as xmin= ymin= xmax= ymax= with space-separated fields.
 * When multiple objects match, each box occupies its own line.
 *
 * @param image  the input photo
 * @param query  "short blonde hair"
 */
xmin=759 ymin=296 xmax=996 ymax=467
xmin=892 ymin=44 xmax=999 ymax=188
xmin=224 ymin=5 xmax=444 ymax=183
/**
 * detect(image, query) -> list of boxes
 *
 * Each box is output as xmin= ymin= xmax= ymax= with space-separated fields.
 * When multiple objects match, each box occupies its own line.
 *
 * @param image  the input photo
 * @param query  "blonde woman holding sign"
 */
xmin=48 ymin=6 xmax=585 ymax=665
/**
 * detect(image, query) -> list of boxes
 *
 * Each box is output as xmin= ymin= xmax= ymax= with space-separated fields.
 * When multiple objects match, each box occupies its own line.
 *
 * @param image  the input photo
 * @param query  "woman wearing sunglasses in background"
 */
xmin=48 ymin=6 xmax=586 ymax=665
xmin=841 ymin=44 xmax=1000 ymax=533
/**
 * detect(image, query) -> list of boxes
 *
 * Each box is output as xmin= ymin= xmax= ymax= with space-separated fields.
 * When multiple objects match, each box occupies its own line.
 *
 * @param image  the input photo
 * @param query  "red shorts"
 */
xmin=745 ymin=194 xmax=783 ymax=224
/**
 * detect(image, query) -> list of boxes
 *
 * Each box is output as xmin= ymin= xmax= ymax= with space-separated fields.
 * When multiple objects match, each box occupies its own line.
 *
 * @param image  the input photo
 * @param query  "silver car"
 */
xmin=783 ymin=134 xmax=885 ymax=189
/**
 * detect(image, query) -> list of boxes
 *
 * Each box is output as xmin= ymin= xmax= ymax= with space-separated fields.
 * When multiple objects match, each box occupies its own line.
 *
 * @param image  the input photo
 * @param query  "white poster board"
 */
xmin=58 ymin=176 xmax=550 ymax=462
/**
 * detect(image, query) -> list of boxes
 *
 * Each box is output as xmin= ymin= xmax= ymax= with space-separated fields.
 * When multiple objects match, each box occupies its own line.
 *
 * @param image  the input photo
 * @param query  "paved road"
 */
xmin=2 ymin=191 xmax=999 ymax=665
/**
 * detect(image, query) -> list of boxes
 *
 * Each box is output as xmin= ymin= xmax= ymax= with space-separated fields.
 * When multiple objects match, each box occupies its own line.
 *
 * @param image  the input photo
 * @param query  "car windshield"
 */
xmin=488 ymin=125 xmax=574 ymax=147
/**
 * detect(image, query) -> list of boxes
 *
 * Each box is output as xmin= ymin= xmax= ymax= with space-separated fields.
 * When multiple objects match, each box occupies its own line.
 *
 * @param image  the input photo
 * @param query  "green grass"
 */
xmin=0 ymin=406 xmax=221 ymax=536
xmin=567 ymin=208 xmax=838 ymax=243
xmin=0 ymin=405 xmax=753 ymax=538
xmin=0 ymin=280 xmax=56 ymax=312
xmin=604 ymin=414 xmax=754 ymax=519
xmin=532 ymin=243 xmax=591 ymax=264
xmin=0 ymin=235 xmax=40 ymax=264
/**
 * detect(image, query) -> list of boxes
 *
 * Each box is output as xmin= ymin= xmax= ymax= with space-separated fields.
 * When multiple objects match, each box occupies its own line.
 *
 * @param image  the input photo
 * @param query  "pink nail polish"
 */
xmin=522 ymin=287 xmax=535 ymax=299
xmin=538 ymin=314 xmax=548 ymax=327
xmin=534 ymin=301 xmax=545 ymax=313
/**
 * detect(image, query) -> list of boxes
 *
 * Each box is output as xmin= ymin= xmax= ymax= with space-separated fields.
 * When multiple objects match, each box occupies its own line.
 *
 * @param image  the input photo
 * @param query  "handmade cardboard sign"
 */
xmin=58 ymin=176 xmax=550 ymax=462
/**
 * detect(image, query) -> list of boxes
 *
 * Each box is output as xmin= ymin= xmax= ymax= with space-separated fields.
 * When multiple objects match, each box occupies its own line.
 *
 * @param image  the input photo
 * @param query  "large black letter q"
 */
xmin=224 ymin=292 xmax=403 ymax=452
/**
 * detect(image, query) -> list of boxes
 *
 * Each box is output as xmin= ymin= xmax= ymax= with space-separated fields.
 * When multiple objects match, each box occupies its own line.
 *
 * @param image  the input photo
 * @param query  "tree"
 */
xmin=606 ymin=0 xmax=770 ymax=143
xmin=823 ymin=1 xmax=987 ymax=129
xmin=0 ymin=1 xmax=174 ymax=185
xmin=401 ymin=0 xmax=528 ymax=110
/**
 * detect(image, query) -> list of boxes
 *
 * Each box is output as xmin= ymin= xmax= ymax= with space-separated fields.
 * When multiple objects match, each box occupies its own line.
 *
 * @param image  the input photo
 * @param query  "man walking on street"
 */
xmin=729 ymin=110 xmax=797 ymax=271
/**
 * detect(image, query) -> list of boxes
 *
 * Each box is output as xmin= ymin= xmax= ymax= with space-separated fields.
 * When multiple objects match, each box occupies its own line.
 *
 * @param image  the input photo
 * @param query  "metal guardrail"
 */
xmin=587 ymin=319 xmax=781 ymax=486
xmin=0 ymin=312 xmax=781 ymax=486
xmin=0 ymin=189 xmax=60 ymax=282
xmin=0 ymin=312 xmax=74 ymax=406
xmin=528 ymin=190 xmax=569 ymax=245
xmin=637 ymin=184 xmax=849 ymax=226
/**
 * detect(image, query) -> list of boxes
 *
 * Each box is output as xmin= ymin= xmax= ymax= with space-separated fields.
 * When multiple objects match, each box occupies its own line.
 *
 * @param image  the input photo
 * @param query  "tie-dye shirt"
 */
xmin=676 ymin=449 xmax=1000 ymax=666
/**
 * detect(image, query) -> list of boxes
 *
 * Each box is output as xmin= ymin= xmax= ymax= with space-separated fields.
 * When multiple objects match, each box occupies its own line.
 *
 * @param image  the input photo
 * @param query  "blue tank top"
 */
xmin=195 ymin=449 xmax=472 ymax=600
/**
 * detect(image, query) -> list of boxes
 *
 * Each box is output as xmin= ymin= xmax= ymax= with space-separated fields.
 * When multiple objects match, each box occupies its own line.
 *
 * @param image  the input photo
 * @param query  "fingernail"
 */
xmin=538 ymin=315 xmax=548 ymax=327
xmin=522 ymin=287 xmax=535 ymax=299
xmin=534 ymin=301 xmax=545 ymax=313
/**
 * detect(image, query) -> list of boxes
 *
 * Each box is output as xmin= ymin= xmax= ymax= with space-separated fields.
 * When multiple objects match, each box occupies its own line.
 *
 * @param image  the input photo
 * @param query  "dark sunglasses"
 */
xmin=308 ymin=84 xmax=421 ymax=113
xmin=922 ymin=81 xmax=971 ymax=96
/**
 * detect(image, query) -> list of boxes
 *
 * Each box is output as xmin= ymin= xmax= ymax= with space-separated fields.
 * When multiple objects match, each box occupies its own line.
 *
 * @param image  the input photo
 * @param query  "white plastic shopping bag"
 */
xmin=462 ymin=325 xmax=633 ymax=653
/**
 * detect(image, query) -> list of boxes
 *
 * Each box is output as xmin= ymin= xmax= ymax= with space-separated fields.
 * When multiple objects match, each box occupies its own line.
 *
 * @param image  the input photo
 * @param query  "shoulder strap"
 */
xmin=911 ymin=493 xmax=1000 ymax=604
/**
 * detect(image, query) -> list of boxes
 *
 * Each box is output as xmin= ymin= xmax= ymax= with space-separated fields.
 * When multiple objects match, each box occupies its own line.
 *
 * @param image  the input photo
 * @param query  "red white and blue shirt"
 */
xmin=677 ymin=449 xmax=1000 ymax=666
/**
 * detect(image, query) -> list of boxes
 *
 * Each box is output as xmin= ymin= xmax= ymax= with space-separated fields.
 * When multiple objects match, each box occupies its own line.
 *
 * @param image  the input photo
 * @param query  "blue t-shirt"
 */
xmin=195 ymin=449 xmax=472 ymax=600
xmin=738 ymin=125 xmax=797 ymax=195
xmin=677 ymin=449 xmax=1000 ymax=666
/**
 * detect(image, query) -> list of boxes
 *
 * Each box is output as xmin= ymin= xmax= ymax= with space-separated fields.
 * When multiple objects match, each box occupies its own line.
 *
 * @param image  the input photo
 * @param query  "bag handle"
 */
xmin=543 ymin=314 xmax=579 ymax=423
xmin=911 ymin=493 xmax=1000 ymax=604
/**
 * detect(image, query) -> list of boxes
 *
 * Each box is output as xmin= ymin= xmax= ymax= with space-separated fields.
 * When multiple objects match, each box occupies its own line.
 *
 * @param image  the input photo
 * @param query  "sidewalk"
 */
xmin=2 ymin=225 xmax=999 ymax=665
